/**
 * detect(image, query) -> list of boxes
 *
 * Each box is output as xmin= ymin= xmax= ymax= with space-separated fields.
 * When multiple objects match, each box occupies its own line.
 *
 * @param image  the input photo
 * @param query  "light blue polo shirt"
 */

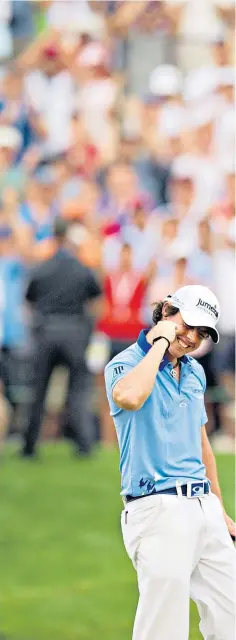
xmin=104 ymin=329 xmax=208 ymax=497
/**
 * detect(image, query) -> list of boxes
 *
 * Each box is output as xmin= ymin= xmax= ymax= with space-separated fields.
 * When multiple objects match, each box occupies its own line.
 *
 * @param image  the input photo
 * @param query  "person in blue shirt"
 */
xmin=0 ymin=65 xmax=36 ymax=162
xmin=0 ymin=225 xmax=27 ymax=429
xmin=105 ymin=284 xmax=235 ymax=640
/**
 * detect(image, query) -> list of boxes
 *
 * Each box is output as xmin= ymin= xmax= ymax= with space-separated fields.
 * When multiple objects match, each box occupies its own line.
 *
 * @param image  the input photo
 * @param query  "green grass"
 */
xmin=0 ymin=444 xmax=234 ymax=640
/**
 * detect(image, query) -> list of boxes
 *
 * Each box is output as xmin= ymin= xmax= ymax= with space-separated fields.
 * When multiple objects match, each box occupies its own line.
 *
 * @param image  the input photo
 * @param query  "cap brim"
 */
xmin=181 ymin=309 xmax=219 ymax=344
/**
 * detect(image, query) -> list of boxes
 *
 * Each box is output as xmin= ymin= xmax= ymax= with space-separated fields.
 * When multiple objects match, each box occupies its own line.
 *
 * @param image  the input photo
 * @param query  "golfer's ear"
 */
xmin=162 ymin=302 xmax=169 ymax=317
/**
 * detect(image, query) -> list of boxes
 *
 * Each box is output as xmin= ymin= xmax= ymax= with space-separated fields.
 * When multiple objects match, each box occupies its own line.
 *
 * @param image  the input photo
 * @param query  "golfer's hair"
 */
xmin=152 ymin=301 xmax=179 ymax=325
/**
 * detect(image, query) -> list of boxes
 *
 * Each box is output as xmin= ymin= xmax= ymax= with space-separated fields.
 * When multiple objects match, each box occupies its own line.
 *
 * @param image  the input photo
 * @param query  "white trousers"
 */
xmin=121 ymin=493 xmax=235 ymax=640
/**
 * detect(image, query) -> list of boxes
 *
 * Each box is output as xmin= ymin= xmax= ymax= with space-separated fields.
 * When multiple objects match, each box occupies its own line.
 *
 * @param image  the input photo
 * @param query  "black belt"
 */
xmin=125 ymin=482 xmax=210 ymax=503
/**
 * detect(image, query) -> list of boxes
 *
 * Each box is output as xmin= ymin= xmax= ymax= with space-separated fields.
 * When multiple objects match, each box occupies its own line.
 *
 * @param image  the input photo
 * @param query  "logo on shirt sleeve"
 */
xmin=112 ymin=365 xmax=124 ymax=380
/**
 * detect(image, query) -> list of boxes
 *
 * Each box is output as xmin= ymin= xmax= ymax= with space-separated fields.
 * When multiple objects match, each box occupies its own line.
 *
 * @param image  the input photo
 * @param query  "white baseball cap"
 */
xmin=212 ymin=0 xmax=234 ymax=7
xmin=184 ymin=67 xmax=219 ymax=102
xmin=149 ymin=65 xmax=182 ymax=97
xmin=221 ymin=154 xmax=235 ymax=175
xmin=78 ymin=42 xmax=108 ymax=68
xmin=67 ymin=223 xmax=89 ymax=247
xmin=166 ymin=238 xmax=192 ymax=261
xmin=73 ymin=13 xmax=105 ymax=38
xmin=189 ymin=97 xmax=219 ymax=129
xmin=171 ymin=154 xmax=196 ymax=181
xmin=208 ymin=19 xmax=227 ymax=43
xmin=164 ymin=285 xmax=220 ymax=343
xmin=0 ymin=125 xmax=22 ymax=149
xmin=216 ymin=66 xmax=235 ymax=88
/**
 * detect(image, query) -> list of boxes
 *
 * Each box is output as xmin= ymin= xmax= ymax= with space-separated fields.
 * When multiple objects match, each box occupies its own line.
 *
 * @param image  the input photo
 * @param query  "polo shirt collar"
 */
xmin=137 ymin=329 xmax=188 ymax=369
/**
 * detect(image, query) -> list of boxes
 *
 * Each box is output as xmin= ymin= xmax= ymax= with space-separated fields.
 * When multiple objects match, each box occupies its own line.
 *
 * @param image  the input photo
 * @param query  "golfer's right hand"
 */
xmin=151 ymin=321 xmax=178 ymax=345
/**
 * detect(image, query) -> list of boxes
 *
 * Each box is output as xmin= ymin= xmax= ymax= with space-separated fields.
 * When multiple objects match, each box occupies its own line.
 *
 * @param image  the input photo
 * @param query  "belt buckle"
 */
xmin=187 ymin=481 xmax=205 ymax=498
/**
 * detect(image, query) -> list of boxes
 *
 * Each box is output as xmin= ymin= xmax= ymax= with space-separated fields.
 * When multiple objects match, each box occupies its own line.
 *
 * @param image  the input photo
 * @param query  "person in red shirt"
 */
xmin=67 ymin=113 xmax=99 ymax=180
xmin=98 ymin=243 xmax=151 ymax=348
xmin=97 ymin=243 xmax=154 ymax=444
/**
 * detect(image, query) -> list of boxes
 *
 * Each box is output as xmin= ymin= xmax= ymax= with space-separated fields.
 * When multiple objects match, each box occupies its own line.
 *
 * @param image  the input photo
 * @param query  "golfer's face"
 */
xmin=165 ymin=311 xmax=208 ymax=358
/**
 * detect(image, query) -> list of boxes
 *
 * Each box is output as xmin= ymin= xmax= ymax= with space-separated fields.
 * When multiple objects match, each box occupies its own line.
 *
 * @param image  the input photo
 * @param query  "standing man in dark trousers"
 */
xmin=21 ymin=217 xmax=102 ymax=458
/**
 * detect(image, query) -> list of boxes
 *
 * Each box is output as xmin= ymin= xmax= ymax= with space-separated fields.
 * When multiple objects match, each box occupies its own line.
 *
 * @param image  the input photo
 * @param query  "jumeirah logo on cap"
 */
xmin=196 ymin=298 xmax=218 ymax=319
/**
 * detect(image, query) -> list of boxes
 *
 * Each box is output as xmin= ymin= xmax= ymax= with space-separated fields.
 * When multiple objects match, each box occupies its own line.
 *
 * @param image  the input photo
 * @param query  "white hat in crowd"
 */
xmin=164 ymin=285 xmax=220 ymax=343
xmin=67 ymin=12 xmax=105 ymax=38
xmin=212 ymin=0 xmax=235 ymax=7
xmin=189 ymin=97 xmax=219 ymax=129
xmin=216 ymin=66 xmax=235 ymax=87
xmin=166 ymin=238 xmax=193 ymax=261
xmin=171 ymin=155 xmax=196 ymax=181
xmin=67 ymin=224 xmax=90 ymax=247
xmin=149 ymin=65 xmax=182 ymax=97
xmin=184 ymin=67 xmax=219 ymax=102
xmin=227 ymin=218 xmax=236 ymax=244
xmin=208 ymin=19 xmax=227 ymax=43
xmin=78 ymin=42 xmax=107 ymax=67
xmin=221 ymin=154 xmax=235 ymax=175
xmin=0 ymin=126 xmax=22 ymax=149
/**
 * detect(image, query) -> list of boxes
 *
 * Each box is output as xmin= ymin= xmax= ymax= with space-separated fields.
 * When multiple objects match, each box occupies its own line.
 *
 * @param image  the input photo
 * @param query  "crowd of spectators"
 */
xmin=0 ymin=0 xmax=235 ymax=453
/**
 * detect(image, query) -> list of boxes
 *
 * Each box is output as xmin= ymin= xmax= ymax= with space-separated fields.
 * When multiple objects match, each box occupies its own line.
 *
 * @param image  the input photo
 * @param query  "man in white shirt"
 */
xmin=24 ymin=46 xmax=74 ymax=157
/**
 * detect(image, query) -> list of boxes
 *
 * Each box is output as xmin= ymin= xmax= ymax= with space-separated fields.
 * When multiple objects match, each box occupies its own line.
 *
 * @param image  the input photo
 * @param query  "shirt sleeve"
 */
xmin=85 ymin=269 xmax=102 ymax=300
xmin=25 ymin=278 xmax=36 ymax=303
xmin=25 ymin=266 xmax=38 ymax=303
xmin=201 ymin=404 xmax=208 ymax=427
xmin=104 ymin=359 xmax=134 ymax=411
xmin=200 ymin=365 xmax=208 ymax=426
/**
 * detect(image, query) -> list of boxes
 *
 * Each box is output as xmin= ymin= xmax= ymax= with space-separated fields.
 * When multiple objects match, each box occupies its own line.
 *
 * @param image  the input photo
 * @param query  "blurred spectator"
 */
xmin=123 ymin=198 xmax=159 ymax=269
xmin=98 ymin=161 xmax=141 ymax=232
xmin=187 ymin=219 xmax=214 ymax=285
xmin=0 ymin=64 xmax=35 ymax=161
xmin=97 ymin=243 xmax=153 ymax=443
xmin=23 ymin=37 xmax=75 ymax=157
xmin=67 ymin=113 xmax=100 ymax=180
xmin=175 ymin=0 xmax=233 ymax=71
xmin=109 ymin=1 xmax=183 ymax=94
xmin=144 ymin=64 xmax=184 ymax=166
xmin=21 ymin=217 xmax=102 ymax=458
xmin=148 ymin=237 xmax=194 ymax=304
xmin=10 ymin=1 xmax=35 ymax=55
xmin=0 ymin=126 xmax=27 ymax=197
xmin=62 ymin=179 xmax=102 ymax=235
xmin=209 ymin=22 xmax=232 ymax=67
xmin=66 ymin=222 xmax=102 ymax=271
xmin=74 ymin=41 xmax=120 ymax=166
xmin=99 ymin=243 xmax=152 ymax=344
xmin=209 ymin=155 xmax=235 ymax=249
xmin=0 ymin=213 xmax=27 ymax=439
xmin=18 ymin=165 xmax=59 ymax=261
xmin=0 ymin=0 xmax=13 ymax=60
xmin=212 ymin=218 xmax=235 ymax=450
xmin=165 ymin=156 xmax=199 ymax=246
xmin=118 ymin=126 xmax=170 ymax=205
xmin=187 ymin=104 xmax=225 ymax=214
xmin=103 ymin=197 xmax=158 ymax=272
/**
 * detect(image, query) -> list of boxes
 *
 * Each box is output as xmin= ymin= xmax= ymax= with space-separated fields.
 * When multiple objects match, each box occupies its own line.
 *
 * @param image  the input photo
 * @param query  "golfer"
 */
xmin=104 ymin=285 xmax=235 ymax=640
